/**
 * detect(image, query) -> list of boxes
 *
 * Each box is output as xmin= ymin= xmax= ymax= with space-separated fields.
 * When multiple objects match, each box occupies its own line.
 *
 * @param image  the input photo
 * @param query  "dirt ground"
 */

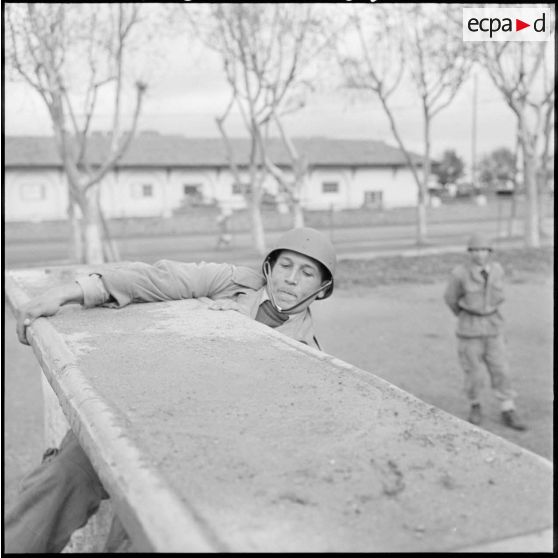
xmin=312 ymin=277 xmax=554 ymax=461
xmin=3 ymin=268 xmax=553 ymax=522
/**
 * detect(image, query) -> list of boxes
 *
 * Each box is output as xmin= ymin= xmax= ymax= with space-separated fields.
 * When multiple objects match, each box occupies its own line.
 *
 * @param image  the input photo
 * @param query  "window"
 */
xmin=131 ymin=184 xmax=153 ymax=198
xmin=183 ymin=184 xmax=201 ymax=196
xmin=232 ymin=182 xmax=252 ymax=195
xmin=182 ymin=184 xmax=203 ymax=205
xmin=363 ymin=190 xmax=383 ymax=208
xmin=322 ymin=182 xmax=339 ymax=194
xmin=21 ymin=184 xmax=46 ymax=201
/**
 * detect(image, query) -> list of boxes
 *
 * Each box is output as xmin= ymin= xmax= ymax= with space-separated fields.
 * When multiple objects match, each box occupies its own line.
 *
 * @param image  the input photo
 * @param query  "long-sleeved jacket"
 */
xmin=76 ymin=260 xmax=321 ymax=349
xmin=443 ymin=260 xmax=506 ymax=337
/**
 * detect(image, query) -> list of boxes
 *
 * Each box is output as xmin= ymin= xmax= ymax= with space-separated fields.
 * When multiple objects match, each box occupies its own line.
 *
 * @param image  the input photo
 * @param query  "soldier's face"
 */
xmin=468 ymin=248 xmax=491 ymax=266
xmin=269 ymin=250 xmax=327 ymax=312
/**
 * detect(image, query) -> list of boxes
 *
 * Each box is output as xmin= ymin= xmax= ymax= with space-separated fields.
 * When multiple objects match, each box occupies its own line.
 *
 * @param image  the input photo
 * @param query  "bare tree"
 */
xmin=188 ymin=4 xmax=336 ymax=253
xmin=338 ymin=4 xmax=472 ymax=245
xmin=255 ymin=5 xmax=341 ymax=231
xmin=263 ymin=116 xmax=309 ymax=229
xmin=5 ymin=3 xmax=148 ymax=264
xmin=479 ymin=24 xmax=555 ymax=247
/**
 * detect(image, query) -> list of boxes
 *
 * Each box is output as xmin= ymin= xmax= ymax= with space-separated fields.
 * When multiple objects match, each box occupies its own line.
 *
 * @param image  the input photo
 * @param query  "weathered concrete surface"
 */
xmin=6 ymin=266 xmax=553 ymax=552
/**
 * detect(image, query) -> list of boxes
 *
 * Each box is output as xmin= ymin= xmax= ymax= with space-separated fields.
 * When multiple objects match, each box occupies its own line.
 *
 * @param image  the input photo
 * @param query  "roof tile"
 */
xmin=5 ymin=134 xmax=423 ymax=168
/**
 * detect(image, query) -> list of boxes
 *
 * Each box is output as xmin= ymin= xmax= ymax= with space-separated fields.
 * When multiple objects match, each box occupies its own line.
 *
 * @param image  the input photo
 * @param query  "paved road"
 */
xmin=5 ymin=217 xmax=553 ymax=269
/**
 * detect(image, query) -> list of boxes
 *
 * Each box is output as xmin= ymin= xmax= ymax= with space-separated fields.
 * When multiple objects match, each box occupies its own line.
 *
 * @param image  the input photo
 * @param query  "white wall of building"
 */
xmin=98 ymin=168 xmax=222 ymax=218
xmin=351 ymin=167 xmax=418 ymax=209
xmin=5 ymin=164 xmax=419 ymax=222
xmin=212 ymin=168 xmax=280 ymax=210
xmin=303 ymin=169 xmax=351 ymax=210
xmin=5 ymin=169 xmax=68 ymax=221
xmin=164 ymin=169 xmax=220 ymax=215
xmin=303 ymin=166 xmax=418 ymax=210
xmin=103 ymin=169 xmax=168 ymax=218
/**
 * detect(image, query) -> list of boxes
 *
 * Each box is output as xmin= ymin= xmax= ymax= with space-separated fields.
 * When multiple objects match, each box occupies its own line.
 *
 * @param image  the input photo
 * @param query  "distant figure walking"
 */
xmin=216 ymin=206 xmax=233 ymax=250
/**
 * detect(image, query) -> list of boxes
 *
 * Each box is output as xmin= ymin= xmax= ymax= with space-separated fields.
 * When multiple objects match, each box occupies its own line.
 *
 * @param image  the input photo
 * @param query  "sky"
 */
xmin=4 ymin=4 xmax=547 ymax=178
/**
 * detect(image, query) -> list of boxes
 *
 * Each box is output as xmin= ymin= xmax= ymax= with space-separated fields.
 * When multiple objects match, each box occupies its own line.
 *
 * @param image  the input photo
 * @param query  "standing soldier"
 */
xmin=444 ymin=233 xmax=527 ymax=430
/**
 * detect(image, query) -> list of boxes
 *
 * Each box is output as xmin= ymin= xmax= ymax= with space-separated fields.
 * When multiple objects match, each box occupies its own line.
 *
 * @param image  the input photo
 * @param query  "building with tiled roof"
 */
xmin=4 ymin=133 xmax=424 ymax=222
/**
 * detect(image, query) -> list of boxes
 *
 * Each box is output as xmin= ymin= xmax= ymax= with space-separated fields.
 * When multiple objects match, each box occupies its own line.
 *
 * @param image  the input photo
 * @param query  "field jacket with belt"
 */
xmin=443 ymin=260 xmax=506 ymax=338
xmin=76 ymin=259 xmax=321 ymax=349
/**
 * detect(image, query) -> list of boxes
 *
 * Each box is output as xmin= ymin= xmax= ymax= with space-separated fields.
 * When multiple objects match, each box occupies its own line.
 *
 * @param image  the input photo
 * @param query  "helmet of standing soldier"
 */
xmin=467 ymin=233 xmax=493 ymax=251
xmin=262 ymin=227 xmax=337 ymax=299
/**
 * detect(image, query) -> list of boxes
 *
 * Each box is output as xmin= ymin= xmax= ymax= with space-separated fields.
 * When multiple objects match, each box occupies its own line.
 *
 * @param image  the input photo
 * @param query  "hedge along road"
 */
xmin=4 ymin=216 xmax=550 ymax=269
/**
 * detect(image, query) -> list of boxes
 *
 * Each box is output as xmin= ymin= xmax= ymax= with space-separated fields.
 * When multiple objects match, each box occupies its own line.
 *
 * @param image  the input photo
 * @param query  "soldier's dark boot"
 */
xmin=501 ymin=409 xmax=527 ymax=431
xmin=468 ymin=403 xmax=482 ymax=425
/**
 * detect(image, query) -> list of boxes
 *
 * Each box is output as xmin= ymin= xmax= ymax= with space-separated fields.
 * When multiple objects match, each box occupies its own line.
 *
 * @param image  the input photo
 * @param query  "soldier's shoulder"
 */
xmin=490 ymin=261 xmax=505 ymax=276
xmin=231 ymin=265 xmax=265 ymax=290
xmin=450 ymin=263 xmax=468 ymax=277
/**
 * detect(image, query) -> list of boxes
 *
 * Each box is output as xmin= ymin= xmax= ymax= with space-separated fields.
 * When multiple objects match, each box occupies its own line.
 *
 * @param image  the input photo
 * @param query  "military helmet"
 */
xmin=467 ymin=233 xmax=493 ymax=251
xmin=262 ymin=227 xmax=337 ymax=298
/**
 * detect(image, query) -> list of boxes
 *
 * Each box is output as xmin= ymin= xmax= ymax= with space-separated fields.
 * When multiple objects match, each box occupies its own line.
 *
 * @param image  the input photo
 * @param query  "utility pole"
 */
xmin=471 ymin=72 xmax=478 ymax=193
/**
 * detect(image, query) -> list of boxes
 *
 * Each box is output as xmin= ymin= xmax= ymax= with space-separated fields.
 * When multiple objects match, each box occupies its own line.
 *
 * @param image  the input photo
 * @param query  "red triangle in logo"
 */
xmin=516 ymin=19 xmax=530 ymax=31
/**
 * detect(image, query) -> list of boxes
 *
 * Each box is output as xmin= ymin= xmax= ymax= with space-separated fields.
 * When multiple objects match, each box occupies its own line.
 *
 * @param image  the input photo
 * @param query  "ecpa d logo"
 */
xmin=463 ymin=7 xmax=551 ymax=42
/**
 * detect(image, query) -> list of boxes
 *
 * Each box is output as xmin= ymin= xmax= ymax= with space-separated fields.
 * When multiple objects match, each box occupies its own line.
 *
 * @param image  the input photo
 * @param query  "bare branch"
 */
xmin=215 ymin=113 xmax=245 ymax=194
xmin=84 ymin=80 xmax=147 ymax=190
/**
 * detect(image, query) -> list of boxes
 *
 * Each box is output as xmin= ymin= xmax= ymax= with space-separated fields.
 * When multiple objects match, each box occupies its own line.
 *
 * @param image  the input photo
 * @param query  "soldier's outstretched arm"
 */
xmin=16 ymin=283 xmax=84 ymax=345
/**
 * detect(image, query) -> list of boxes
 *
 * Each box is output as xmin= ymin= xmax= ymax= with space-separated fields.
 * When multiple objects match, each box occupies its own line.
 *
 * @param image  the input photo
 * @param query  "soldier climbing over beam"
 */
xmin=6 ymin=227 xmax=336 ymax=553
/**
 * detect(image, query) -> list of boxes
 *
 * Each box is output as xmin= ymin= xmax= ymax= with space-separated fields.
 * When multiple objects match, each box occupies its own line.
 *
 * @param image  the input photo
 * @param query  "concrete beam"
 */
xmin=5 ymin=266 xmax=553 ymax=552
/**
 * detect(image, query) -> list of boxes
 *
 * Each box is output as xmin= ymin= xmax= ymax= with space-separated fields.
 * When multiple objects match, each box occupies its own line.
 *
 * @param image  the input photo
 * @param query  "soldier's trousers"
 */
xmin=457 ymin=334 xmax=517 ymax=408
xmin=4 ymin=429 xmax=110 ymax=553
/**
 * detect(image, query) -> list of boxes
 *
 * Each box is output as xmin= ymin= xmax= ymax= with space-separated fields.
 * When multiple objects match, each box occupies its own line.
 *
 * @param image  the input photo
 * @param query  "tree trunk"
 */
xmin=416 ymin=202 xmax=427 ymax=246
xmin=415 ymin=164 xmax=428 ymax=245
xmin=248 ymin=178 xmax=266 ymax=255
xmin=247 ymin=141 xmax=266 ymax=255
xmin=521 ymin=144 xmax=540 ymax=248
xmin=250 ymin=197 xmax=266 ymax=255
xmin=416 ymin=112 xmax=430 ymax=245
xmin=82 ymin=185 xmax=106 ymax=264
xmin=68 ymin=197 xmax=84 ymax=263
xmin=100 ymin=211 xmax=120 ymax=262
xmin=379 ymin=93 xmax=426 ymax=245
xmin=507 ymin=194 xmax=517 ymax=238
xmin=290 ymin=174 xmax=306 ymax=228
xmin=292 ymin=200 xmax=305 ymax=228
xmin=536 ymin=169 xmax=549 ymax=239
